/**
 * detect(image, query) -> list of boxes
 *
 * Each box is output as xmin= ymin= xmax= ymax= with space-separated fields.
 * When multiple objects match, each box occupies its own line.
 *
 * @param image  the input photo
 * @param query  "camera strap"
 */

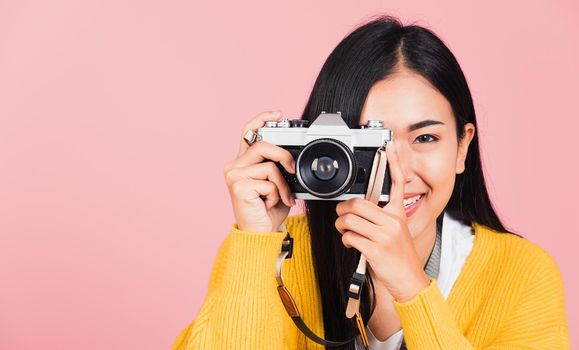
xmin=345 ymin=144 xmax=388 ymax=346
xmin=276 ymin=234 xmax=354 ymax=347
xmin=275 ymin=144 xmax=389 ymax=349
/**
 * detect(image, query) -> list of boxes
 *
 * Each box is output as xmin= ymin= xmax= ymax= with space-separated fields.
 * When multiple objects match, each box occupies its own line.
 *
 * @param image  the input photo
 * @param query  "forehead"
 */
xmin=359 ymin=69 xmax=454 ymax=130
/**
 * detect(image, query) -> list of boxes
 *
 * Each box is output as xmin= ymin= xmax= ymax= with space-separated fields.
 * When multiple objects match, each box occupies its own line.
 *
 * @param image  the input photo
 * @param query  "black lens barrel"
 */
xmin=296 ymin=138 xmax=356 ymax=198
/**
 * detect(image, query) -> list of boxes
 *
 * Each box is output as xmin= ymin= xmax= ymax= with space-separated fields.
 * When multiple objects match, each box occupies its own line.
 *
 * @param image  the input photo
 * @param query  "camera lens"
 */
xmin=296 ymin=138 xmax=356 ymax=198
xmin=312 ymin=156 xmax=338 ymax=181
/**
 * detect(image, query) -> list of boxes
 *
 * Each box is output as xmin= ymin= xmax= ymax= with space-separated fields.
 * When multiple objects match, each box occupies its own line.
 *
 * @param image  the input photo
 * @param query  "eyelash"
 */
xmin=413 ymin=134 xmax=439 ymax=144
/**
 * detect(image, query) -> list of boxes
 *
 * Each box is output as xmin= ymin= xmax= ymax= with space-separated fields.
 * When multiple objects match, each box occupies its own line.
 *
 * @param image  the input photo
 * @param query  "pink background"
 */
xmin=0 ymin=1 xmax=577 ymax=349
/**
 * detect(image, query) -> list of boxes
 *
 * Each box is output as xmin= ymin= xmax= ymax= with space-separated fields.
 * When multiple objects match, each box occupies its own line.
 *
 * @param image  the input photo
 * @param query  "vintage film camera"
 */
xmin=256 ymin=112 xmax=392 ymax=202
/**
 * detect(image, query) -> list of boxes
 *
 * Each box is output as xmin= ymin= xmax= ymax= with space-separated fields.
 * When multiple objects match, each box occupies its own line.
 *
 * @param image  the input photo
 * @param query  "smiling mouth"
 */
xmin=377 ymin=194 xmax=425 ymax=208
xmin=403 ymin=194 xmax=423 ymax=208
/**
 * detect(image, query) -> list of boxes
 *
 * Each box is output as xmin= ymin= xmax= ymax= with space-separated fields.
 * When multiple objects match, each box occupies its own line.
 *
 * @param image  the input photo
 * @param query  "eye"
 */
xmin=413 ymin=134 xmax=439 ymax=144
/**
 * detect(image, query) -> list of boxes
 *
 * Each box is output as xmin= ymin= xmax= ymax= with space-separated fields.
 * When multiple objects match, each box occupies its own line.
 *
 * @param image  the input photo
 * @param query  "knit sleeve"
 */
xmin=392 ymin=278 xmax=474 ymax=348
xmin=171 ymin=223 xmax=295 ymax=350
xmin=391 ymin=251 xmax=570 ymax=349
xmin=485 ymin=248 xmax=570 ymax=349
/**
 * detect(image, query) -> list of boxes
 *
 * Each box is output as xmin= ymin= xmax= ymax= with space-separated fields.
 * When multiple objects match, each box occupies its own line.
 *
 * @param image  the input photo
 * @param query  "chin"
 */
xmin=406 ymin=220 xmax=421 ymax=239
xmin=406 ymin=208 xmax=431 ymax=239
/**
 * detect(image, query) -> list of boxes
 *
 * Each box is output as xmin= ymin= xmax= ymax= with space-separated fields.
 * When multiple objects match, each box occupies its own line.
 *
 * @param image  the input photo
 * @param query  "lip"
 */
xmin=404 ymin=194 xmax=424 ymax=217
xmin=376 ymin=193 xmax=426 ymax=211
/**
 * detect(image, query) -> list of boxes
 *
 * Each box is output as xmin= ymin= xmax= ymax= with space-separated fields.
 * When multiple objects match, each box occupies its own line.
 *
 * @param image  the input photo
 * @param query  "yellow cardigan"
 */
xmin=172 ymin=213 xmax=570 ymax=349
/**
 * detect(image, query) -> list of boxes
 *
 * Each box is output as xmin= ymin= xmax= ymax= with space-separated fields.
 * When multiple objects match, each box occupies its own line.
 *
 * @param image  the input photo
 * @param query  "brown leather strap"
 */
xmin=276 ymin=236 xmax=369 ymax=349
xmin=275 ymin=142 xmax=390 ymax=349
xmin=278 ymin=282 xmax=351 ymax=346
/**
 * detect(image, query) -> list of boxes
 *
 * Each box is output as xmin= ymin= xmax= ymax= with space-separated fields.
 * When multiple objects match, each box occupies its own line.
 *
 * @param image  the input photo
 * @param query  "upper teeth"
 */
xmin=403 ymin=194 xmax=422 ymax=208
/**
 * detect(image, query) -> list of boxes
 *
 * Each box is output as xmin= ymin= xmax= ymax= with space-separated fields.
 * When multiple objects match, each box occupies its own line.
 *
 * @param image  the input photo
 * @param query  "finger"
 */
xmin=385 ymin=140 xmax=405 ymax=212
xmin=341 ymin=230 xmax=374 ymax=256
xmin=336 ymin=198 xmax=384 ymax=225
xmin=231 ymin=178 xmax=282 ymax=210
xmin=238 ymin=111 xmax=283 ymax=156
xmin=335 ymin=213 xmax=380 ymax=242
xmin=235 ymin=141 xmax=296 ymax=175
xmin=226 ymin=162 xmax=295 ymax=207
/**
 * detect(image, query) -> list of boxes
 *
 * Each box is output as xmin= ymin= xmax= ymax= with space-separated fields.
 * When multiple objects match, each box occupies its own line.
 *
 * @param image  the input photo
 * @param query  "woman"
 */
xmin=172 ymin=15 xmax=570 ymax=349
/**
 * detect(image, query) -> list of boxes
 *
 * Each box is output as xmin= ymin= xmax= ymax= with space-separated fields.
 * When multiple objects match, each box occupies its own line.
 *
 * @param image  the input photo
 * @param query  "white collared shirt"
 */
xmin=357 ymin=212 xmax=475 ymax=349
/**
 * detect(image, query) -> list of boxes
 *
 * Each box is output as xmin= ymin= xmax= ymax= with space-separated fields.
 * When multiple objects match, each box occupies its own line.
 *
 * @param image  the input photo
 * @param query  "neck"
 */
xmin=413 ymin=219 xmax=438 ymax=268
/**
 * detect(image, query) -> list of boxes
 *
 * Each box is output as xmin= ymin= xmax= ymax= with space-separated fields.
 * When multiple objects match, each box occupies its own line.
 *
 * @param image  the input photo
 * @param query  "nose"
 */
xmin=392 ymin=141 xmax=416 ymax=183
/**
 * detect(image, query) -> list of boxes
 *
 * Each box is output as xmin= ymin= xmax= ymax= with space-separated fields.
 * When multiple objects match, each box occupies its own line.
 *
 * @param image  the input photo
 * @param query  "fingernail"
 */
xmin=291 ymin=160 xmax=296 ymax=173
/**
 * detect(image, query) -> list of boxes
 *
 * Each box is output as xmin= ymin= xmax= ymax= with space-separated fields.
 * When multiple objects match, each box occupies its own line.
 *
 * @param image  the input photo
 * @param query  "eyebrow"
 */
xmin=408 ymin=119 xmax=445 ymax=132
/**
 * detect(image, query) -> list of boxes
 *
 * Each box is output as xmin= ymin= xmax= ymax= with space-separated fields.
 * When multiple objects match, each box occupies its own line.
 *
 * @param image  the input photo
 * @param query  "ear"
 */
xmin=455 ymin=123 xmax=475 ymax=174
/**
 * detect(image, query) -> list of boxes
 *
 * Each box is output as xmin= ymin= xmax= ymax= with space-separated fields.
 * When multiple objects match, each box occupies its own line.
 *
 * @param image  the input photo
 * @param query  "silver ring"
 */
xmin=243 ymin=130 xmax=258 ymax=146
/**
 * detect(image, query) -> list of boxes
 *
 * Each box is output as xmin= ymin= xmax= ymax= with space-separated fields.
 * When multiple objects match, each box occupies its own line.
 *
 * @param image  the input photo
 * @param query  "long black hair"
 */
xmin=300 ymin=15 xmax=514 ymax=349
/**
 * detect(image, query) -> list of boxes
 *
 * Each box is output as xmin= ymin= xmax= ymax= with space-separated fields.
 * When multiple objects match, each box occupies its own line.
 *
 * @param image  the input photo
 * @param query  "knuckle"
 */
xmin=230 ymin=180 xmax=243 ymax=196
xmin=254 ymin=140 xmax=266 ymax=151
xmin=224 ymin=170 xmax=235 ymax=185
xmin=389 ymin=216 xmax=404 ymax=233
xmin=351 ymin=198 xmax=364 ymax=211
xmin=256 ymin=111 xmax=270 ymax=119
xmin=341 ymin=232 xmax=350 ymax=246
xmin=246 ymin=142 xmax=262 ymax=156
xmin=267 ymin=161 xmax=278 ymax=173
xmin=380 ymin=233 xmax=392 ymax=246
xmin=223 ymin=160 xmax=233 ymax=174
xmin=267 ymin=163 xmax=284 ymax=184
xmin=265 ymin=180 xmax=276 ymax=191
xmin=232 ymin=178 xmax=252 ymax=197
xmin=387 ymin=213 xmax=400 ymax=228
xmin=342 ymin=213 xmax=355 ymax=227
xmin=334 ymin=218 xmax=342 ymax=231
xmin=224 ymin=169 xmax=233 ymax=185
xmin=394 ymin=215 xmax=404 ymax=228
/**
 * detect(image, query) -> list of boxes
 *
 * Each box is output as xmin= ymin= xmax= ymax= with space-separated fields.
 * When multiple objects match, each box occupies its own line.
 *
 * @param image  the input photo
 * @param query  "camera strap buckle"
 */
xmin=281 ymin=233 xmax=294 ymax=259
xmin=347 ymin=272 xmax=366 ymax=300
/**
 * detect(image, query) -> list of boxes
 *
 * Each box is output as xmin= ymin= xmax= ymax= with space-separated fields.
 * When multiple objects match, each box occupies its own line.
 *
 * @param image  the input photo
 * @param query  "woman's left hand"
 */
xmin=335 ymin=141 xmax=431 ymax=303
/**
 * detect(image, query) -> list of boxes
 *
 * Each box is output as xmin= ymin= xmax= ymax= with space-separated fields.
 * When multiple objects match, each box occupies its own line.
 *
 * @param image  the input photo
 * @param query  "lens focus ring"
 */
xmin=296 ymin=138 xmax=356 ymax=198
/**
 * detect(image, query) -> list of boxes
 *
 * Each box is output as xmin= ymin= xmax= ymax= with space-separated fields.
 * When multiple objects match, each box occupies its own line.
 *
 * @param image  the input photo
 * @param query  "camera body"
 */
xmin=257 ymin=112 xmax=392 ymax=201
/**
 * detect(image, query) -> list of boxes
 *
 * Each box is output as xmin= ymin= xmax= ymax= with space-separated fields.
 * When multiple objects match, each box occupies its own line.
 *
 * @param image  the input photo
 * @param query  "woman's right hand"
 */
xmin=223 ymin=111 xmax=297 ymax=233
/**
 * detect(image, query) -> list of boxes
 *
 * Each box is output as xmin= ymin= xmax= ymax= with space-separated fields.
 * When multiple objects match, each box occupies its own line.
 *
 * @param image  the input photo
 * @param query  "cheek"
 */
xmin=417 ymin=145 xmax=457 ymax=211
xmin=407 ymin=149 xmax=457 ymax=238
